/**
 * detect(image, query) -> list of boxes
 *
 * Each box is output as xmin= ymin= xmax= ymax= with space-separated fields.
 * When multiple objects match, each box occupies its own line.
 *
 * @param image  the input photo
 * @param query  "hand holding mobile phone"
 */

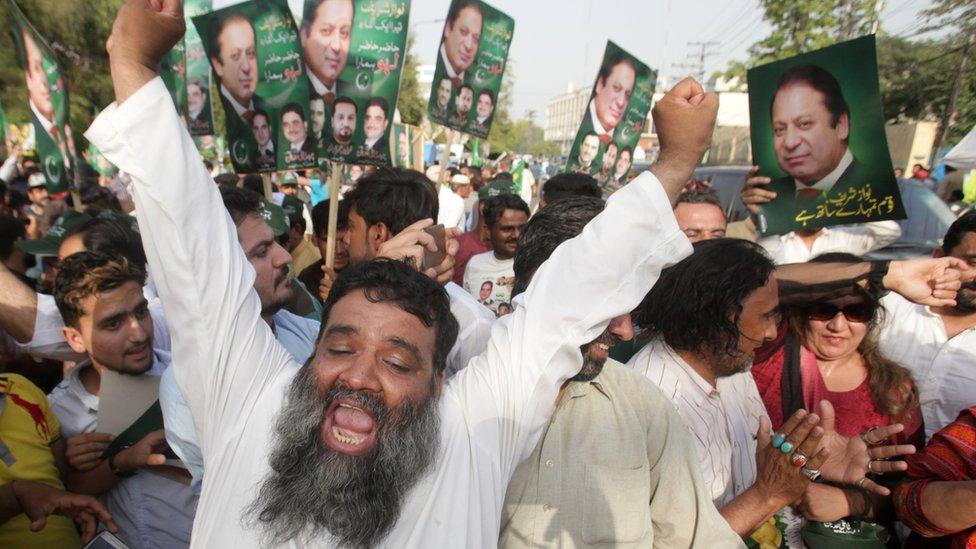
xmin=421 ymin=224 xmax=447 ymax=271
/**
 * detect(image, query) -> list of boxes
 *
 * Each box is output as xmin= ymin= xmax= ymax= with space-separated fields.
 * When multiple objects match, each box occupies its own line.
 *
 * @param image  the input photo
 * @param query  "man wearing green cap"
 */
xmin=280 ymin=194 xmax=320 ymax=275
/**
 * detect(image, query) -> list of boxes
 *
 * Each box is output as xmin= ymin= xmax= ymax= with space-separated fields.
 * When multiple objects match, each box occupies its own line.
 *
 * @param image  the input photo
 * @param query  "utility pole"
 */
xmin=673 ymin=41 xmax=720 ymax=87
xmin=931 ymin=33 xmax=974 ymax=166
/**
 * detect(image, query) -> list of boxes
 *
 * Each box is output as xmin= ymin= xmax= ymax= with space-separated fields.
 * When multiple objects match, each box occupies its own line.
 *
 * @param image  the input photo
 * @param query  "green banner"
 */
xmin=185 ymin=0 xmax=216 ymax=136
xmin=194 ymin=0 xmax=316 ymax=173
xmin=747 ymin=35 xmax=905 ymax=235
xmin=0 ymin=98 xmax=7 ymax=144
xmin=390 ymin=123 xmax=415 ymax=168
xmin=8 ymin=0 xmax=75 ymax=192
xmin=565 ymin=41 xmax=654 ymax=197
xmin=427 ymin=0 xmax=513 ymax=139
xmin=161 ymin=40 xmax=188 ymax=120
xmin=300 ymin=0 xmax=411 ymax=166
xmin=86 ymin=142 xmax=118 ymax=178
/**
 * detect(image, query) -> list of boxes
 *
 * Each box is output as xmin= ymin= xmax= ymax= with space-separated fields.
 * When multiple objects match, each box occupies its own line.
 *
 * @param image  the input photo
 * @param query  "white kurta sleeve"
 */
xmin=829 ymin=219 xmax=902 ymax=256
xmin=85 ymin=78 xmax=295 ymax=449
xmin=449 ymin=170 xmax=692 ymax=477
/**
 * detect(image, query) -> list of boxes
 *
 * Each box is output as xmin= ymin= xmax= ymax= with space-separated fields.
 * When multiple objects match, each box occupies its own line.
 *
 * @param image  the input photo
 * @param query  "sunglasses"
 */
xmin=805 ymin=302 xmax=876 ymax=323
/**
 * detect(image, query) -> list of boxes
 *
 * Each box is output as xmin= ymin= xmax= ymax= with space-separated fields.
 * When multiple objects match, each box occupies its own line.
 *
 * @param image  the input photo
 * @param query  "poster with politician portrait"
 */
xmin=390 ymin=123 xmax=419 ymax=169
xmin=299 ymin=0 xmax=411 ymax=166
xmin=426 ymin=0 xmax=514 ymax=139
xmin=9 ymin=0 xmax=76 ymax=193
xmin=565 ymin=41 xmax=655 ymax=194
xmin=747 ymin=35 xmax=905 ymax=236
xmin=161 ymin=40 xmax=188 ymax=120
xmin=185 ymin=0 xmax=216 ymax=136
xmin=194 ymin=0 xmax=316 ymax=173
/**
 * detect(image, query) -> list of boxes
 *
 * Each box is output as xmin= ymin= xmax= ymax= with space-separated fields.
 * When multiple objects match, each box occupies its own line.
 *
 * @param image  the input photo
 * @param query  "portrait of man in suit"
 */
xmin=455 ymin=84 xmax=473 ymax=119
xmin=18 ymin=27 xmax=72 ymax=182
xmin=363 ymin=97 xmax=389 ymax=152
xmin=768 ymin=64 xmax=863 ymax=204
xmin=475 ymin=89 xmax=494 ymax=126
xmin=582 ymin=52 xmax=636 ymax=143
xmin=435 ymin=78 xmax=453 ymax=114
xmin=331 ymin=97 xmax=357 ymax=146
xmin=300 ymin=0 xmax=353 ymax=102
xmin=251 ymin=109 xmax=275 ymax=169
xmin=187 ymin=78 xmax=212 ymax=125
xmin=282 ymin=103 xmax=316 ymax=158
xmin=309 ymin=96 xmax=327 ymax=147
xmin=575 ymin=132 xmax=600 ymax=173
xmin=440 ymin=0 xmax=483 ymax=84
xmin=209 ymin=13 xmax=261 ymax=129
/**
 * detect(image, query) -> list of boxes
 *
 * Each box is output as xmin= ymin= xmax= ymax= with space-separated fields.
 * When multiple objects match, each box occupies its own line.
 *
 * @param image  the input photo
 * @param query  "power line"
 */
xmin=672 ymin=41 xmax=721 ymax=84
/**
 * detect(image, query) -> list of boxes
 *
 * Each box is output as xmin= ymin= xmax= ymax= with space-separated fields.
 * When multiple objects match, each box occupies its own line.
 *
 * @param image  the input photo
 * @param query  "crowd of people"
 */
xmin=0 ymin=1 xmax=975 ymax=548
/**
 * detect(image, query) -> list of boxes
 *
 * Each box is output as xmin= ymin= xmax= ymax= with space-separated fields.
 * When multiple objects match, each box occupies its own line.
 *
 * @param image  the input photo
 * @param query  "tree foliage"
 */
xmin=396 ymin=33 xmax=425 ymax=126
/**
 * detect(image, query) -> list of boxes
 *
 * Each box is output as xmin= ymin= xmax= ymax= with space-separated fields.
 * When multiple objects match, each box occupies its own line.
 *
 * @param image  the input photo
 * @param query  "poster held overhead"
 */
xmin=564 ymin=41 xmax=655 ymax=197
xmin=185 ymin=0 xmax=216 ymax=136
xmin=747 ymin=35 xmax=905 ymax=236
xmin=193 ymin=0 xmax=316 ymax=173
xmin=298 ymin=0 xmax=411 ymax=166
xmin=8 ymin=0 xmax=76 ymax=193
xmin=426 ymin=0 xmax=514 ymax=139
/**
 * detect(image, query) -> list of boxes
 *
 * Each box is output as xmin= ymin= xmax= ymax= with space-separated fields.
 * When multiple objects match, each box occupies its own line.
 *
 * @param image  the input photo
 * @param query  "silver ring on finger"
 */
xmin=855 ymin=477 xmax=869 ymax=490
xmin=867 ymin=460 xmax=874 ymax=473
xmin=801 ymin=467 xmax=821 ymax=481
xmin=790 ymin=451 xmax=809 ymax=468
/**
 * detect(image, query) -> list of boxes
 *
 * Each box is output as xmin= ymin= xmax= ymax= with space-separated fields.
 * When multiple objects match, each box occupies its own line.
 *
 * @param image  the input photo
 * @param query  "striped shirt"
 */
xmin=894 ymin=406 xmax=976 ymax=548
xmin=628 ymin=337 xmax=768 ymax=506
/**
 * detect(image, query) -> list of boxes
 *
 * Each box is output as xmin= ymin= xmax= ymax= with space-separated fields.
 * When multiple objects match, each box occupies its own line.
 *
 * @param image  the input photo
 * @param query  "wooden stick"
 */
xmin=325 ymin=161 xmax=342 ymax=270
xmin=261 ymin=172 xmax=273 ymax=201
xmin=437 ymin=129 xmax=455 ymax=187
xmin=413 ymin=126 xmax=424 ymax=172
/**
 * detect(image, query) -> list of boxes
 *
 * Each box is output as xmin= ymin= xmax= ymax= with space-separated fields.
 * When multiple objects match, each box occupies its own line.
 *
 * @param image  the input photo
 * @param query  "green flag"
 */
xmin=470 ymin=138 xmax=482 ymax=167
xmin=161 ymin=40 xmax=188 ymax=120
xmin=185 ymin=0 xmax=215 ymax=136
xmin=0 ymin=98 xmax=7 ymax=144
xmin=8 ymin=0 xmax=75 ymax=193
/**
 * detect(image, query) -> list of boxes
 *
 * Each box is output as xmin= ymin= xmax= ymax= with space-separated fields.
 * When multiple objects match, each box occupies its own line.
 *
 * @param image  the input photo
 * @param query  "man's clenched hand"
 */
xmin=650 ymin=77 xmax=719 ymax=201
xmin=107 ymin=0 xmax=185 ymax=103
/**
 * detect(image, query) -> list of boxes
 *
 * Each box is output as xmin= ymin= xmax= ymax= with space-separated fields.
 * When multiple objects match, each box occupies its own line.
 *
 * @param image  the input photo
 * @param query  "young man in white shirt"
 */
xmin=463 ymin=193 xmax=529 ymax=316
xmin=50 ymin=251 xmax=195 ymax=548
xmin=92 ymin=2 xmax=719 ymax=544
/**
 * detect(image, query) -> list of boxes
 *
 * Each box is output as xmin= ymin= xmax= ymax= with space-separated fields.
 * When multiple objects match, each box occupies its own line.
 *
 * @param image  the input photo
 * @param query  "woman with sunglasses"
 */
xmin=752 ymin=253 xmax=924 ymax=544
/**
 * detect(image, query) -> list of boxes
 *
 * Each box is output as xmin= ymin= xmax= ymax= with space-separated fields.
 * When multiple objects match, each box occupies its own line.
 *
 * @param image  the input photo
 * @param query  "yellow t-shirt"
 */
xmin=0 ymin=374 xmax=81 ymax=548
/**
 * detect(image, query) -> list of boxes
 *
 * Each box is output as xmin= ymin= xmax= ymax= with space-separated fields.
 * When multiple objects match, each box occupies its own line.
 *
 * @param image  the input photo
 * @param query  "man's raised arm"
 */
xmin=85 ymin=0 xmax=292 ymax=430
xmin=451 ymin=78 xmax=718 ymax=471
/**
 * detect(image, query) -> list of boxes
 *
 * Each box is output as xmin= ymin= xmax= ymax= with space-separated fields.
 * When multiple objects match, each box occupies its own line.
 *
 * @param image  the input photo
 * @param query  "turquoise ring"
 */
xmin=779 ymin=441 xmax=794 ymax=454
xmin=772 ymin=433 xmax=786 ymax=449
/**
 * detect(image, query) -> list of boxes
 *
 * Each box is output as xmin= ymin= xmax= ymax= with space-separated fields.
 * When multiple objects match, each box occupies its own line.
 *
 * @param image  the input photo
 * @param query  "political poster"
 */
xmin=185 ymin=0 xmax=216 ymax=136
xmin=390 ymin=123 xmax=421 ymax=169
xmin=427 ymin=0 xmax=513 ymax=139
xmin=193 ymin=0 xmax=316 ymax=173
xmin=747 ymin=35 xmax=905 ymax=235
xmin=565 ymin=41 xmax=654 ymax=197
xmin=161 ymin=40 xmax=188 ymax=119
xmin=298 ymin=0 xmax=411 ymax=166
xmin=8 ymin=0 xmax=76 ymax=192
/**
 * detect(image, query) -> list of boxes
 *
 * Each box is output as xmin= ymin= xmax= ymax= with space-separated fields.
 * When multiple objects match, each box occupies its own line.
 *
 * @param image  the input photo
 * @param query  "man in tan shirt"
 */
xmin=499 ymin=196 xmax=743 ymax=548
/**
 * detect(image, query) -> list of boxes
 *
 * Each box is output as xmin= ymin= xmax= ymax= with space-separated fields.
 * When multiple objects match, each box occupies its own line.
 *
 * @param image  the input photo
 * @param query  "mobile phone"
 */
xmin=421 ymin=224 xmax=447 ymax=271
xmin=84 ymin=531 xmax=130 ymax=549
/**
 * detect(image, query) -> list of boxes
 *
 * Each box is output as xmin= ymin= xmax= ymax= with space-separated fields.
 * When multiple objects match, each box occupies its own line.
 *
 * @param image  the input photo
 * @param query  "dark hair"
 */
xmin=482 ymin=194 xmax=530 ymax=229
xmin=214 ymin=173 xmax=240 ymax=187
xmin=79 ymin=185 xmax=123 ymax=216
xmin=635 ymin=238 xmax=775 ymax=357
xmin=365 ymin=97 xmax=389 ymax=119
xmin=219 ymin=186 xmax=264 ymax=225
xmin=582 ymin=131 xmax=599 ymax=143
xmin=64 ymin=217 xmax=148 ymax=272
xmin=54 ymin=251 xmax=146 ymax=328
xmin=789 ymin=252 xmax=919 ymax=419
xmin=618 ymin=146 xmax=633 ymax=158
xmin=319 ymin=259 xmax=459 ymax=375
xmin=209 ymin=12 xmax=253 ymax=63
xmin=252 ymin=108 xmax=270 ymax=126
xmin=942 ymin=211 xmax=976 ymax=255
xmin=310 ymin=199 xmax=350 ymax=238
xmin=342 ymin=168 xmax=438 ymax=235
xmin=458 ymin=84 xmax=473 ymax=95
xmin=281 ymin=102 xmax=306 ymax=123
xmin=301 ymin=0 xmax=352 ymax=32
xmin=596 ymin=51 xmax=636 ymax=88
xmin=675 ymin=188 xmax=723 ymax=210
xmin=240 ymin=174 xmax=265 ymax=195
xmin=187 ymin=78 xmax=205 ymax=94
xmin=513 ymin=196 xmax=604 ymax=296
xmin=0 ymin=215 xmax=26 ymax=261
xmin=542 ymin=173 xmax=601 ymax=204
xmin=772 ymin=64 xmax=849 ymax=127
xmin=605 ymin=142 xmax=618 ymax=152
xmin=478 ymin=89 xmax=494 ymax=103
xmin=446 ymin=0 xmax=482 ymax=27
xmin=333 ymin=96 xmax=357 ymax=113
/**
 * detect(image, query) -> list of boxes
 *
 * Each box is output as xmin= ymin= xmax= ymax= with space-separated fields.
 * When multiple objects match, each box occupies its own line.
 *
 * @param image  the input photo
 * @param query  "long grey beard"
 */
xmin=247 ymin=366 xmax=440 ymax=548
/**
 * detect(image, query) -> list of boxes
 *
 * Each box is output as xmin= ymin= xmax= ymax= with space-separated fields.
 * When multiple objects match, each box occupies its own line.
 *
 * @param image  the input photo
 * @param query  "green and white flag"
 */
xmin=194 ymin=0 xmax=316 ymax=173
xmin=299 ymin=0 xmax=412 ymax=166
xmin=427 ymin=0 xmax=513 ymax=139
xmin=8 ymin=0 xmax=75 ymax=192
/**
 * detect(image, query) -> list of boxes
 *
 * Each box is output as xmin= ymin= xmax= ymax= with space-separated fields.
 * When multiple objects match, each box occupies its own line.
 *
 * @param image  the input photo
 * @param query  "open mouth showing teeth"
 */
xmin=597 ymin=343 xmax=610 ymax=351
xmin=332 ymin=425 xmax=365 ymax=445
